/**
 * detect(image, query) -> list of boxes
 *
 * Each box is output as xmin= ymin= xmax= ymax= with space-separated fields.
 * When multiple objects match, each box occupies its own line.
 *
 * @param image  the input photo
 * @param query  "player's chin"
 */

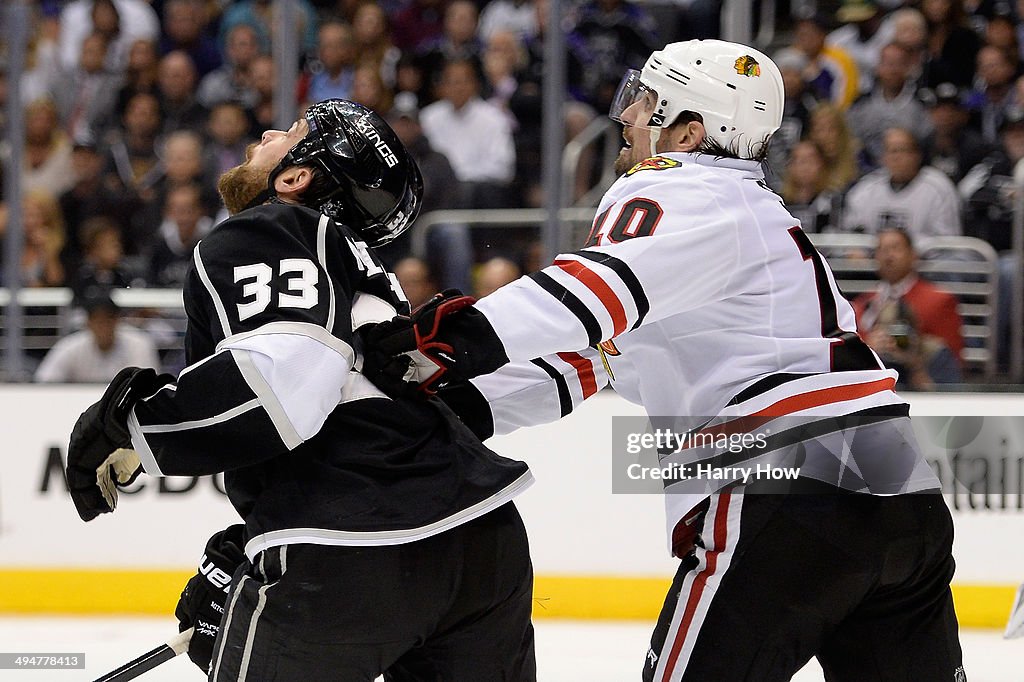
xmin=613 ymin=147 xmax=635 ymax=177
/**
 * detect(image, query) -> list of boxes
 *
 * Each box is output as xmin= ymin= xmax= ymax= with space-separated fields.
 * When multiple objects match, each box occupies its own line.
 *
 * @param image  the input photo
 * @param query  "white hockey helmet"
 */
xmin=609 ymin=39 xmax=785 ymax=159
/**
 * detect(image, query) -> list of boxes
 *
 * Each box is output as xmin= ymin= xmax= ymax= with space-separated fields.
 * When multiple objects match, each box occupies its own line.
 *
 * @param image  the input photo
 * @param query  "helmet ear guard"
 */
xmin=609 ymin=40 xmax=785 ymax=160
xmin=267 ymin=100 xmax=423 ymax=248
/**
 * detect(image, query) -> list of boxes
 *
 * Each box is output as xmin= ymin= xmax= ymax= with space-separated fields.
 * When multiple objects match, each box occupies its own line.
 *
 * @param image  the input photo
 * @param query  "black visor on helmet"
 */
xmin=271 ymin=100 xmax=423 ymax=247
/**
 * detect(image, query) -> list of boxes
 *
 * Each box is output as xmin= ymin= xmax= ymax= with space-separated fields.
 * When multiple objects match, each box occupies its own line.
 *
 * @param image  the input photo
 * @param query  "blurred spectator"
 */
xmin=807 ymin=102 xmax=861 ymax=191
xmin=829 ymin=0 xmax=896 ymax=94
xmin=971 ymin=45 xmax=1021 ymax=142
xmin=306 ymin=20 xmax=357 ymax=104
xmin=54 ymin=32 xmax=122 ymax=142
xmin=22 ymin=12 xmax=62 ymax=105
xmin=959 ymin=107 xmax=1024 ymax=252
xmin=351 ymin=2 xmax=401 ymax=88
xmin=247 ymin=55 xmax=278 ymax=132
xmin=421 ymin=59 xmax=516 ymax=208
xmin=70 ymin=217 xmax=140 ymax=296
xmin=394 ymin=53 xmax=431 ymax=108
xmin=156 ymin=51 xmax=208 ymax=134
xmin=567 ymin=0 xmax=659 ymax=111
xmin=206 ymin=102 xmax=254 ymax=180
xmin=766 ymin=47 xmax=818 ymax=187
xmin=984 ymin=6 xmax=1022 ymax=61
xmin=115 ymin=39 xmax=160 ymax=119
xmin=780 ymin=140 xmax=844 ymax=233
xmin=793 ymin=12 xmax=861 ymax=109
xmin=382 ymin=93 xmax=472 ymax=292
xmin=7 ymin=191 xmax=67 ymax=288
xmin=220 ymin=0 xmax=319 ymax=58
xmin=59 ymin=136 xmax=128 ymax=271
xmin=889 ymin=7 xmax=929 ymax=81
xmin=156 ymin=130 xmax=220 ymax=215
xmin=417 ymin=0 xmax=485 ymax=86
xmin=197 ymin=23 xmax=262 ymax=109
xmin=102 ymin=92 xmax=164 ymax=251
xmin=22 ymin=99 xmax=75 ymax=197
xmin=391 ymin=0 xmax=447 ymax=53
xmin=393 ymin=256 xmax=438 ymax=308
xmin=510 ymin=0 xmax=589 ymax=203
xmin=920 ymin=0 xmax=982 ymax=88
xmin=921 ymin=82 xmax=993 ymax=182
xmin=853 ymin=228 xmax=963 ymax=388
xmin=474 ymin=256 xmax=522 ymax=297
xmin=159 ymin=0 xmax=221 ymax=78
xmin=149 ymin=184 xmax=213 ymax=287
xmin=479 ymin=0 xmax=538 ymax=42
xmin=59 ymin=0 xmax=160 ymax=73
xmin=34 ymin=291 xmax=160 ymax=383
xmin=351 ymin=65 xmax=394 ymax=114
xmin=847 ymin=42 xmax=931 ymax=166
xmin=483 ymin=30 xmax=527 ymax=113
xmin=843 ymin=127 xmax=962 ymax=238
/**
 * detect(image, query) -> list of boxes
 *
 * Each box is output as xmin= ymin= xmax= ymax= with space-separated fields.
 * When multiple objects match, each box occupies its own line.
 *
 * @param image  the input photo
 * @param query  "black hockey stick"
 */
xmin=92 ymin=627 xmax=193 ymax=682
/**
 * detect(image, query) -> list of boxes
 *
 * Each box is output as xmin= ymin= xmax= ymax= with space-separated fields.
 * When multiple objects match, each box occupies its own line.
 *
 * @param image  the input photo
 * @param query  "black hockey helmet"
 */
xmin=270 ymin=99 xmax=423 ymax=247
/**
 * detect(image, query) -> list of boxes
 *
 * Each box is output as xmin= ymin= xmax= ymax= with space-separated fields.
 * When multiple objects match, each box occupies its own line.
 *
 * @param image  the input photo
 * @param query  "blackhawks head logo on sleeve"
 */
xmin=734 ymin=55 xmax=761 ymax=77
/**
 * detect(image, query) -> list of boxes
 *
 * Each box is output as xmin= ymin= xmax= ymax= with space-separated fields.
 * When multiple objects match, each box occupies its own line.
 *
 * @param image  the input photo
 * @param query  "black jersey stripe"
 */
xmin=575 ymin=250 xmax=650 ymax=329
xmin=530 ymin=358 xmax=573 ymax=417
xmin=528 ymin=271 xmax=603 ymax=345
xmin=697 ymin=405 xmax=910 ymax=475
xmin=728 ymin=373 xmax=818 ymax=406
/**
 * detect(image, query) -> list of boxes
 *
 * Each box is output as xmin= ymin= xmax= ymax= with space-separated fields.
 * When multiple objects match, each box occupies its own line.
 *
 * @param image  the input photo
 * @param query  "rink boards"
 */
xmin=0 ymin=386 xmax=1021 ymax=628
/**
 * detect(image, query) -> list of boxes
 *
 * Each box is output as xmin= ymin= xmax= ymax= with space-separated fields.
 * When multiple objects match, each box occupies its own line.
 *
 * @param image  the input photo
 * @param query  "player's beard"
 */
xmin=614 ymin=144 xmax=638 ymax=176
xmin=614 ymin=146 xmax=635 ymax=177
xmin=217 ymin=144 xmax=270 ymax=215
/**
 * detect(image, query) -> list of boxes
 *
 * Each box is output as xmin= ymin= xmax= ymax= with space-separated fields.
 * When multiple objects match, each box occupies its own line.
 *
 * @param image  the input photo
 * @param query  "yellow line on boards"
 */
xmin=0 ymin=570 xmax=1013 ymax=628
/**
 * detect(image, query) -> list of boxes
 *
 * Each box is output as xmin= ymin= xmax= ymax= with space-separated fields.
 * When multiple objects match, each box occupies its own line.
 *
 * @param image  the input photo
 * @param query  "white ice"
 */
xmin=0 ymin=617 xmax=1018 ymax=681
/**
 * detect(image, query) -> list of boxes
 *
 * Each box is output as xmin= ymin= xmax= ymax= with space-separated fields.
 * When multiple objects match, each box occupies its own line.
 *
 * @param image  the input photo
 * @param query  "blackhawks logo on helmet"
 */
xmin=734 ymin=55 xmax=761 ymax=77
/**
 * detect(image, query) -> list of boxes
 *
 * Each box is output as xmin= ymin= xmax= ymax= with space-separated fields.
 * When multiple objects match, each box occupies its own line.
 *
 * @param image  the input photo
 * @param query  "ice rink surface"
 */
xmin=0 ymin=617 xmax=1018 ymax=681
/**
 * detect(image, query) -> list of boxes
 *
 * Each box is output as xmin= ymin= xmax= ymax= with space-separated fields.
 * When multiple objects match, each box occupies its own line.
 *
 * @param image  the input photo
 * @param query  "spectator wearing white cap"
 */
xmin=828 ymin=0 xmax=896 ymax=94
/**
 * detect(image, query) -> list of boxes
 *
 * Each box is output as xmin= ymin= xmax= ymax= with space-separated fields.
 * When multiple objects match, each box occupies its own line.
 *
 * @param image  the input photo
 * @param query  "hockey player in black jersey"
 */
xmin=65 ymin=100 xmax=536 ymax=681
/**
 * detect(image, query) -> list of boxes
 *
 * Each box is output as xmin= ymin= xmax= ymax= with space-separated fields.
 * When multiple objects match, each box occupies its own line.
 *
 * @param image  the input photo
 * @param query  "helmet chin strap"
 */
xmin=649 ymin=127 xmax=661 ymax=158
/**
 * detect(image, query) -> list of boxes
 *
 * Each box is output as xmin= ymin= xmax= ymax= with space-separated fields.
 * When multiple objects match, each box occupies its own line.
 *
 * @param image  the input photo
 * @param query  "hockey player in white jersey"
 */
xmin=368 ymin=40 xmax=965 ymax=680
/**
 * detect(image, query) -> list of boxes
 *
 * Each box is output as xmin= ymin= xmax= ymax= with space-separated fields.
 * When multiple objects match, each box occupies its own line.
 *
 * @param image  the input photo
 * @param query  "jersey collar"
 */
xmin=663 ymin=151 xmax=764 ymax=178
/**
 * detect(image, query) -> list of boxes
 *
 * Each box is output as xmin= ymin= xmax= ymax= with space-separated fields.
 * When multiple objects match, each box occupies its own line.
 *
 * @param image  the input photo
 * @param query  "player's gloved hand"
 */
xmin=66 ymin=367 xmax=173 ymax=521
xmin=362 ymin=289 xmax=479 ymax=395
xmin=175 ymin=524 xmax=247 ymax=674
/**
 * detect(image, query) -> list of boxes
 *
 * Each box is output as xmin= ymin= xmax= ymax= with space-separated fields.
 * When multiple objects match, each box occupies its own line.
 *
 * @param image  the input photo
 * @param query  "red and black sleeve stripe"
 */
xmin=527 ymin=270 xmax=604 ymax=346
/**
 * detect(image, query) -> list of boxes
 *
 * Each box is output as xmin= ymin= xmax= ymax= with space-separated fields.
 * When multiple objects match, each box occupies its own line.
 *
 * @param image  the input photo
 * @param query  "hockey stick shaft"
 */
xmin=92 ymin=627 xmax=193 ymax=682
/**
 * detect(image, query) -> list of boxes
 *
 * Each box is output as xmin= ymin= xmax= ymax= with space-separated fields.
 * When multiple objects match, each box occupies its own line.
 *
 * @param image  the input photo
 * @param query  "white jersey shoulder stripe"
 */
xmin=316 ymin=214 xmax=337 ymax=332
xmin=193 ymin=241 xmax=232 ymax=339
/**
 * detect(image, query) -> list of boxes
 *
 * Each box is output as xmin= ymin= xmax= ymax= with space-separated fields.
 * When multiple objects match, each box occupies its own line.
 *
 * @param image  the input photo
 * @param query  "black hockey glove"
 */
xmin=362 ymin=290 xmax=508 ymax=395
xmin=66 ymin=367 xmax=173 ymax=521
xmin=175 ymin=524 xmax=247 ymax=674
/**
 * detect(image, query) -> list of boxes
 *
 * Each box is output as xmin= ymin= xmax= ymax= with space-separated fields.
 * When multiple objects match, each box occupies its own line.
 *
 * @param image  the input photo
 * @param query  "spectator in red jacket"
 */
xmin=853 ymin=227 xmax=964 ymax=389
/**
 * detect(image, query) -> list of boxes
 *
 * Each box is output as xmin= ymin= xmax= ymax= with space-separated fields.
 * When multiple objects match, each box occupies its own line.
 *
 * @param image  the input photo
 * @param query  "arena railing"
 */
xmin=809 ymin=233 xmax=1001 ymax=379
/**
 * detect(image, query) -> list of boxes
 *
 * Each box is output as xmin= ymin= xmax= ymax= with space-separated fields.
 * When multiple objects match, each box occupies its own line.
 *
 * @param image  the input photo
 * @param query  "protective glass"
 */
xmin=608 ymin=69 xmax=661 ymax=129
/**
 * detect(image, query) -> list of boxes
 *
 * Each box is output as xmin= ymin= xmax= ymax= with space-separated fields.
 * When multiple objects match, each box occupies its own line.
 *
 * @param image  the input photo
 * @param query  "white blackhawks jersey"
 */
xmin=466 ymin=152 xmax=941 ymax=552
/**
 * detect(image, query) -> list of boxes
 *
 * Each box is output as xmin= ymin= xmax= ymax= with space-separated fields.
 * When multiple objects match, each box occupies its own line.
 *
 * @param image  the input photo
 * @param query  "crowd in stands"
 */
xmin=0 ymin=0 xmax=1021 ymax=384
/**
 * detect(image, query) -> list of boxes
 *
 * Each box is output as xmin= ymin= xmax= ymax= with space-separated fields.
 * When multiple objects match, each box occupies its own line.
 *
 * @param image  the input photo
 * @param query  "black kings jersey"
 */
xmin=127 ymin=203 xmax=532 ymax=559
